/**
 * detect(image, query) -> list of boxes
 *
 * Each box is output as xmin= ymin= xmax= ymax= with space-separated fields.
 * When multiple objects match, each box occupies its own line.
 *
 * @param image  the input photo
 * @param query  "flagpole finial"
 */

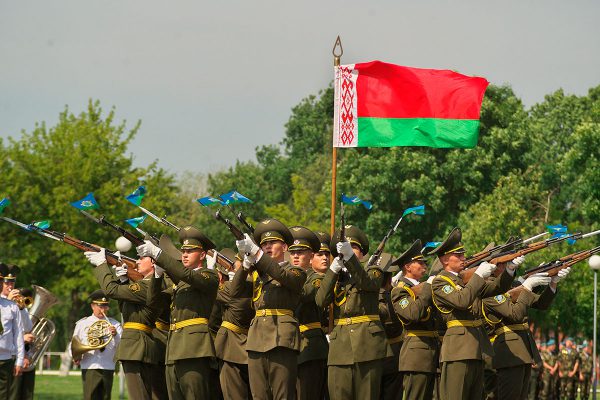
xmin=332 ymin=36 xmax=343 ymax=66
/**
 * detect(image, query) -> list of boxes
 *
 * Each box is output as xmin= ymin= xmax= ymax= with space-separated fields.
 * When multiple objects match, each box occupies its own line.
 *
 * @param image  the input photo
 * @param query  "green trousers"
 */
xmin=297 ymin=359 xmax=327 ymax=400
xmin=166 ymin=357 xmax=214 ymax=400
xmin=248 ymin=347 xmax=298 ymax=400
xmin=9 ymin=368 xmax=35 ymax=400
xmin=439 ymin=359 xmax=484 ymax=400
xmin=328 ymin=359 xmax=383 ymax=400
xmin=497 ymin=364 xmax=531 ymax=400
xmin=403 ymin=372 xmax=435 ymax=400
xmin=220 ymin=360 xmax=251 ymax=400
xmin=0 ymin=359 xmax=15 ymax=399
xmin=122 ymin=361 xmax=153 ymax=400
xmin=81 ymin=369 xmax=114 ymax=400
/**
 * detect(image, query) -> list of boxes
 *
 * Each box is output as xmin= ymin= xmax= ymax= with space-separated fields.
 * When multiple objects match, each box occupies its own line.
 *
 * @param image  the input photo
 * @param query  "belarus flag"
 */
xmin=333 ymin=61 xmax=489 ymax=148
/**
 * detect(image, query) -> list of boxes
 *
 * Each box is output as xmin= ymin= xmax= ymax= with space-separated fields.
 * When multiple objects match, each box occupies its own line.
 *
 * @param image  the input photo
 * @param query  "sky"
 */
xmin=1 ymin=1 xmax=598 ymax=176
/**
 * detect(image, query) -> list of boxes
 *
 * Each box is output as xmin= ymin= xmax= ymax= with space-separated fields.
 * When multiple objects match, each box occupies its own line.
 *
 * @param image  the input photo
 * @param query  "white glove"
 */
xmin=474 ymin=261 xmax=497 ymax=279
xmin=154 ymin=264 xmax=165 ymax=278
xmin=242 ymin=255 xmax=254 ymax=271
xmin=522 ymin=272 xmax=551 ymax=291
xmin=236 ymin=233 xmax=260 ymax=257
xmin=85 ymin=249 xmax=106 ymax=267
xmin=508 ymin=255 xmax=526 ymax=271
xmin=552 ymin=267 xmax=571 ymax=284
xmin=391 ymin=270 xmax=403 ymax=286
xmin=336 ymin=241 xmax=354 ymax=261
xmin=206 ymin=252 xmax=217 ymax=270
xmin=114 ymin=264 xmax=128 ymax=282
xmin=228 ymin=271 xmax=236 ymax=280
xmin=426 ymin=275 xmax=436 ymax=284
xmin=136 ymin=240 xmax=162 ymax=259
xmin=329 ymin=257 xmax=343 ymax=273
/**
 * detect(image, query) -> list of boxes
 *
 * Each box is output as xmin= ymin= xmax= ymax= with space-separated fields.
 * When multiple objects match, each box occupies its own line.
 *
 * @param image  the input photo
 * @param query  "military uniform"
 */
xmin=70 ymin=291 xmax=122 ymax=400
xmin=379 ymin=284 xmax=404 ymax=400
xmin=94 ymin=264 xmax=159 ymax=400
xmin=390 ymin=241 xmax=438 ymax=400
xmin=215 ymin=253 xmax=255 ymax=400
xmin=315 ymin=225 xmax=392 ymax=399
xmin=482 ymin=286 xmax=556 ymax=400
xmin=557 ymin=343 xmax=579 ymax=400
xmin=578 ymin=347 xmax=593 ymax=400
xmin=148 ymin=226 xmax=219 ymax=400
xmin=146 ymin=274 xmax=172 ymax=400
xmin=289 ymin=226 xmax=328 ymax=400
xmin=428 ymin=228 xmax=514 ymax=400
xmin=233 ymin=219 xmax=307 ymax=400
xmin=539 ymin=344 xmax=558 ymax=400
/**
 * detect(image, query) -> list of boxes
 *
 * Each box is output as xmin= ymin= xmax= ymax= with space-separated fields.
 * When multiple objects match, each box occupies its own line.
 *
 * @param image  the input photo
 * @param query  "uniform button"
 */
xmin=350 ymin=329 xmax=354 ymax=333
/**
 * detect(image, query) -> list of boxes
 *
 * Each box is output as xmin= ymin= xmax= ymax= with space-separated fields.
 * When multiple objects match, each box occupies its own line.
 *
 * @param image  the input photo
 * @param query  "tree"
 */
xmin=0 ymin=101 xmax=178 ymax=350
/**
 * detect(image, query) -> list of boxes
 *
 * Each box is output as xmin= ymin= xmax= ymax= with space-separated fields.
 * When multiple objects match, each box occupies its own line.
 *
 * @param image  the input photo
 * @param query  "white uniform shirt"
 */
xmin=70 ymin=315 xmax=122 ymax=370
xmin=0 ymin=297 xmax=25 ymax=367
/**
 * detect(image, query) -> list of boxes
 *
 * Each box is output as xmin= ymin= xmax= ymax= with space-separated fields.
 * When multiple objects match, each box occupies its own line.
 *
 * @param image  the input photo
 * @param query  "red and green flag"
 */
xmin=334 ymin=61 xmax=489 ymax=148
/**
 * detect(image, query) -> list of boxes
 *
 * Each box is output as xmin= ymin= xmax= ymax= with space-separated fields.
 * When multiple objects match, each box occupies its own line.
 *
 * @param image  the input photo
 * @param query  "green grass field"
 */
xmin=35 ymin=374 xmax=128 ymax=400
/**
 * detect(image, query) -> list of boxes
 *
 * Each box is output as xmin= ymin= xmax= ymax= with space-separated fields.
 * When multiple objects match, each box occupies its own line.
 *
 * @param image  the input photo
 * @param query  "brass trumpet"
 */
xmin=14 ymin=294 xmax=33 ymax=309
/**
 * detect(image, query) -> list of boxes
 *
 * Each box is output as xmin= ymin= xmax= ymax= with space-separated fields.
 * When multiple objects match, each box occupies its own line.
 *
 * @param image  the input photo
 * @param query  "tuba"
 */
xmin=24 ymin=285 xmax=59 ymax=372
xmin=70 ymin=319 xmax=114 ymax=361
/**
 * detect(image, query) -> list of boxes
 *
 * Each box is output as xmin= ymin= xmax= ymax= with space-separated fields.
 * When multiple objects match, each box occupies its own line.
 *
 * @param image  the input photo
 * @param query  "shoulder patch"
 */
xmin=442 ymin=285 xmax=454 ymax=294
xmin=200 ymin=271 xmax=211 ymax=280
xmin=129 ymin=282 xmax=141 ymax=293
xmin=290 ymin=268 xmax=302 ymax=277
xmin=399 ymin=298 xmax=410 ymax=309
xmin=312 ymin=279 xmax=321 ymax=288
xmin=371 ymin=269 xmax=382 ymax=278
xmin=494 ymin=294 xmax=506 ymax=304
xmin=218 ymin=282 xmax=225 ymax=291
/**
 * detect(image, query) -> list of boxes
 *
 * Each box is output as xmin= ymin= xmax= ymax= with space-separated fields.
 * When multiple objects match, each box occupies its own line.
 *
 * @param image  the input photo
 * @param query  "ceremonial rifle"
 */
xmin=366 ymin=214 xmax=405 ymax=268
xmin=507 ymin=244 xmax=600 ymax=302
xmin=459 ymin=231 xmax=590 ymax=284
xmin=78 ymin=211 xmax=159 ymax=246
xmin=0 ymin=216 xmax=144 ymax=281
xmin=136 ymin=205 xmax=233 ymax=270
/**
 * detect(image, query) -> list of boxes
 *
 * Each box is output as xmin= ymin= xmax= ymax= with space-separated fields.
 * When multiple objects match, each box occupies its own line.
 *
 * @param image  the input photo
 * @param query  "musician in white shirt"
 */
xmin=70 ymin=290 xmax=122 ymax=400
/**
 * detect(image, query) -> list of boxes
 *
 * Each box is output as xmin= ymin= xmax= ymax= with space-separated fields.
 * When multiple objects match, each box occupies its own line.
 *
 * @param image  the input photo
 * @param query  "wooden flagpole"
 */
xmin=329 ymin=36 xmax=343 ymax=334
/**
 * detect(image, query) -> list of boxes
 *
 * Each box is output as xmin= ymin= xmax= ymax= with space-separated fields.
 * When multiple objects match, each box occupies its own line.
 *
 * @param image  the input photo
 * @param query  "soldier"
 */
xmin=233 ymin=218 xmax=307 ymax=400
xmin=481 ymin=266 xmax=570 ymax=400
xmin=215 ymin=248 xmax=254 ymax=400
xmin=427 ymin=228 xmax=518 ymax=400
xmin=315 ymin=225 xmax=392 ymax=399
xmin=311 ymin=231 xmax=331 ymax=275
xmin=390 ymin=240 xmax=438 ymax=400
xmin=70 ymin=290 xmax=122 ymax=400
xmin=558 ymin=338 xmax=579 ymax=400
xmin=0 ymin=263 xmax=25 ymax=399
xmin=539 ymin=339 xmax=559 ymax=400
xmin=85 ymin=250 xmax=160 ymax=400
xmin=289 ymin=226 xmax=328 ymax=400
xmin=138 ymin=226 xmax=219 ymax=399
xmin=578 ymin=340 xmax=593 ymax=400
xmin=378 ymin=252 xmax=403 ymax=400
xmin=527 ymin=341 xmax=541 ymax=400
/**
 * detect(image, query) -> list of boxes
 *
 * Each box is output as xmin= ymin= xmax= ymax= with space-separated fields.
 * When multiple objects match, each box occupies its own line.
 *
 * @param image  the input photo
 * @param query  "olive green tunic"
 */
xmin=93 ymin=263 xmax=159 ymax=364
xmin=315 ymin=255 xmax=392 ymax=399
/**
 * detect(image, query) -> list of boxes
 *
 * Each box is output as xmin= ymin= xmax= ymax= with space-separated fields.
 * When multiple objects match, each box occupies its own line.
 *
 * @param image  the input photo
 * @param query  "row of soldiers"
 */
xmin=529 ymin=338 xmax=596 ymax=400
xmin=76 ymin=216 xmax=581 ymax=400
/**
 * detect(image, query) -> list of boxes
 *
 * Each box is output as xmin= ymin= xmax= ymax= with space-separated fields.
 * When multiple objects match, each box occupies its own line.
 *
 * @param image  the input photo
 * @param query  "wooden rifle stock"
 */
xmin=215 ymin=210 xmax=245 ymax=240
xmin=507 ymin=245 xmax=600 ymax=302
xmin=209 ymin=249 xmax=236 ymax=272
xmin=61 ymin=234 xmax=144 ymax=281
